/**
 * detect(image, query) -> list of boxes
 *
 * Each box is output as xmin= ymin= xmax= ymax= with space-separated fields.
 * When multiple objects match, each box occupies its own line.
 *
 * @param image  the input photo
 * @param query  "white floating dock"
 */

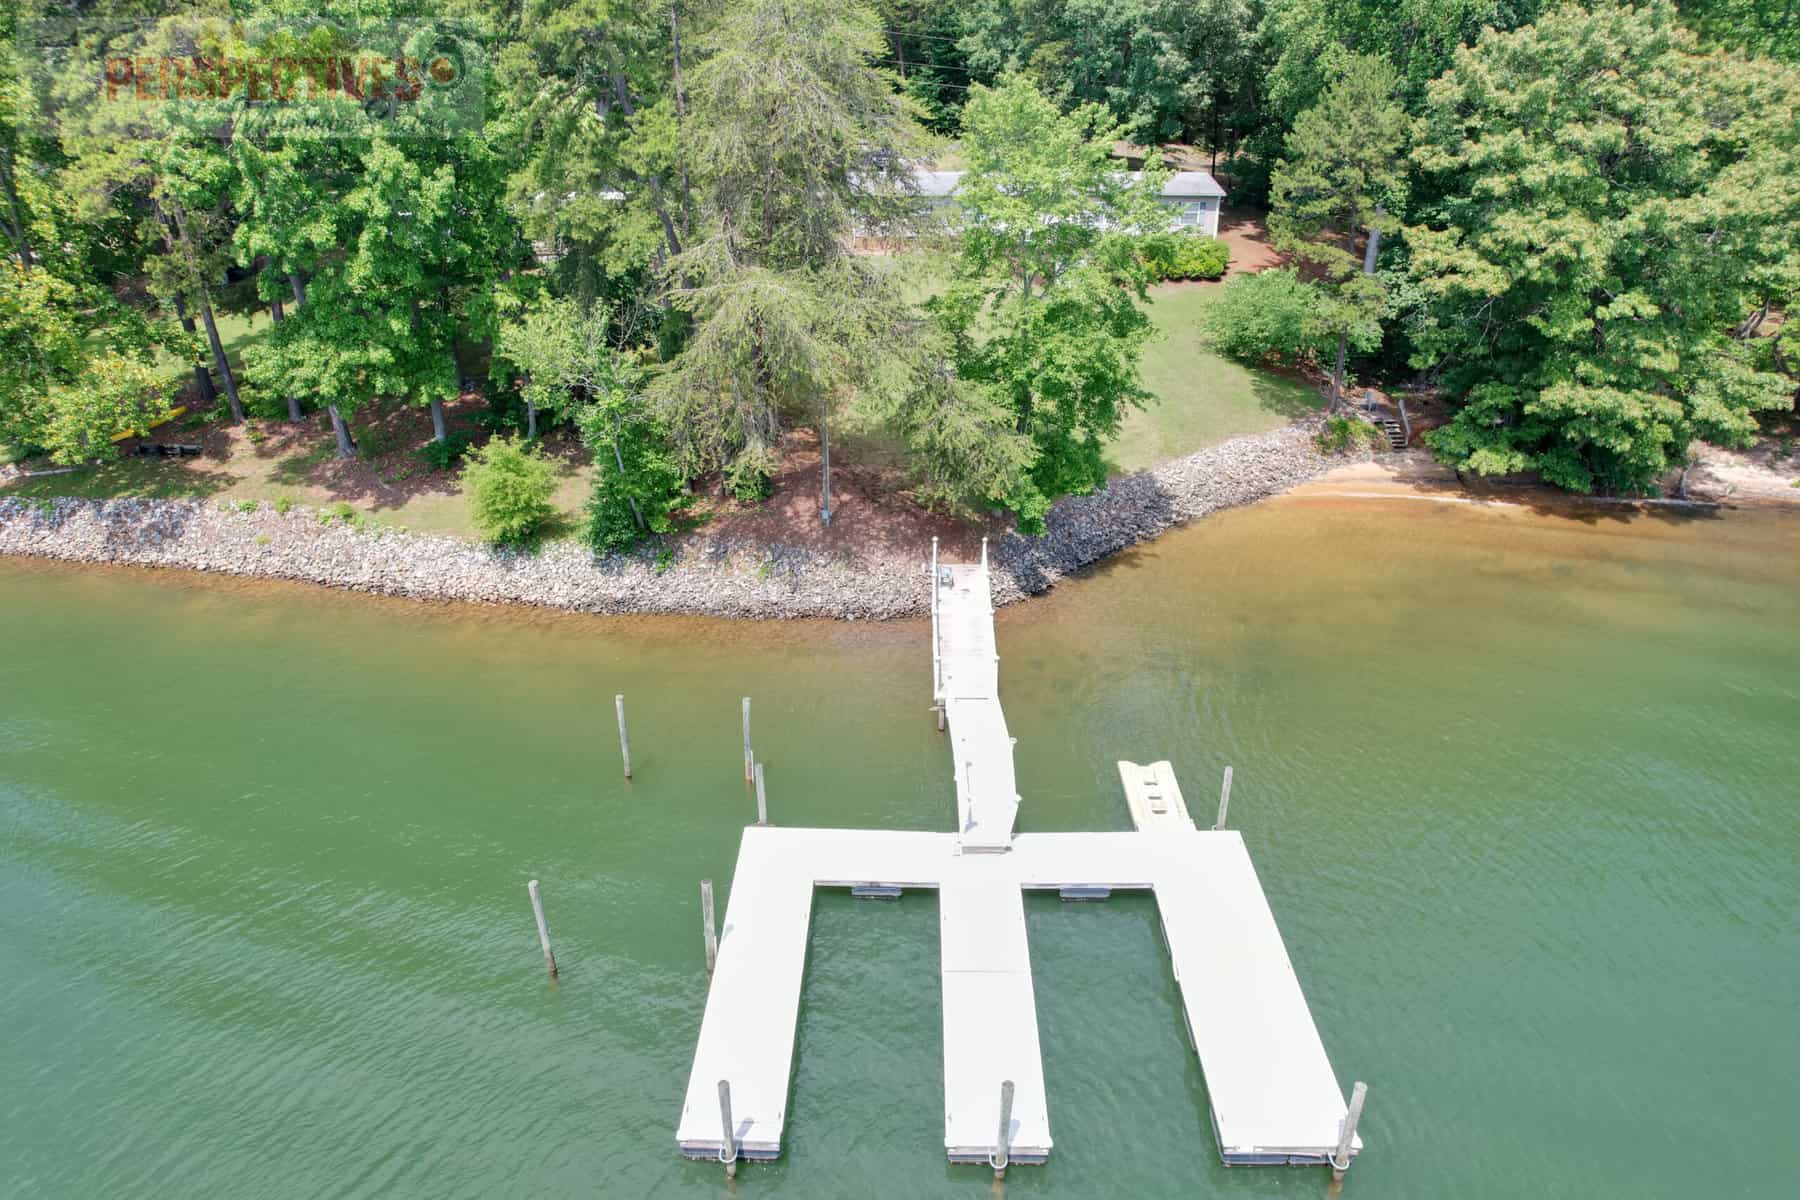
xmin=676 ymin=548 xmax=1363 ymax=1172
xmin=932 ymin=546 xmax=1019 ymax=852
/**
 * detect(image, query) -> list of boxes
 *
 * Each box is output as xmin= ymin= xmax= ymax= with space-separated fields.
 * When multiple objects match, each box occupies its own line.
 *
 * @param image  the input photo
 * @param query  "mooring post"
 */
xmin=1215 ymin=765 xmax=1233 ymax=830
xmin=527 ymin=879 xmax=558 ymax=978
xmin=754 ymin=761 xmax=768 ymax=826
xmin=980 ymin=535 xmax=989 ymax=572
xmin=741 ymin=697 xmax=753 ymax=783
xmin=615 ymin=694 xmax=631 ymax=779
xmin=1331 ymin=1080 xmax=1367 ymax=1182
xmin=991 ymin=1079 xmax=1015 ymax=1178
xmin=717 ymin=1079 xmax=738 ymax=1177
xmin=701 ymin=879 xmax=718 ymax=973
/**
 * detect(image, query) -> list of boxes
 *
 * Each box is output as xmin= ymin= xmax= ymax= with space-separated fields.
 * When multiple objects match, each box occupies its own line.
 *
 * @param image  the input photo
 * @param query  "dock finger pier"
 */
xmin=675 ymin=541 xmax=1368 ymax=1179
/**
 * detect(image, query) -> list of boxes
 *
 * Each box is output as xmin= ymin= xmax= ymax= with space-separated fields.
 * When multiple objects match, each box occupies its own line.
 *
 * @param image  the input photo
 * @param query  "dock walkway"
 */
xmin=676 ymin=549 xmax=1361 ymax=1171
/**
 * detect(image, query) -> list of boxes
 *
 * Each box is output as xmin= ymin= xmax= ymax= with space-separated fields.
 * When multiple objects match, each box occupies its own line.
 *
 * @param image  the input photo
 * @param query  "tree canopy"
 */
xmin=1410 ymin=1 xmax=1800 ymax=493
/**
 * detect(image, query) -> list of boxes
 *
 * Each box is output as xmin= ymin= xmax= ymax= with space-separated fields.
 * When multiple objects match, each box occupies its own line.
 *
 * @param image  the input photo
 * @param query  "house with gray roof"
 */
xmin=905 ymin=167 xmax=1227 ymax=238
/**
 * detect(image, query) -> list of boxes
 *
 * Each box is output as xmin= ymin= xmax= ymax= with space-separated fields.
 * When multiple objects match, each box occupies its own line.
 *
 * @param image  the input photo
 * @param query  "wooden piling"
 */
xmin=991 ymin=1078 xmax=1014 ymax=1178
xmin=1331 ymin=1080 xmax=1367 ymax=1182
xmin=742 ymin=697 xmax=753 ymax=783
xmin=615 ymin=694 xmax=631 ymax=779
xmin=701 ymin=879 xmax=718 ymax=973
xmin=754 ymin=761 xmax=768 ymax=826
xmin=718 ymin=1079 xmax=738 ymax=1177
xmin=1215 ymin=765 xmax=1233 ymax=830
xmin=527 ymin=879 xmax=557 ymax=978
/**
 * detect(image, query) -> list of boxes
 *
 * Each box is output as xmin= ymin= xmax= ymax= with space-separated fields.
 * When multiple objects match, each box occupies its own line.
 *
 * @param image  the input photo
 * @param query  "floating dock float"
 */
xmin=675 ymin=542 xmax=1363 ymax=1173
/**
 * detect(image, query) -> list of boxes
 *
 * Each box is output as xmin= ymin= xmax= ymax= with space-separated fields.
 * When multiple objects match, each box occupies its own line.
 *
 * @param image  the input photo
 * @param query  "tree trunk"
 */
xmin=171 ymin=295 xmax=217 ymax=406
xmin=526 ymin=399 xmax=538 ymax=440
xmin=0 ymin=150 xmax=34 ymax=266
xmin=819 ymin=407 xmax=832 ymax=526
xmin=1736 ymin=300 xmax=1770 ymax=340
xmin=671 ymin=3 xmax=692 ymax=239
xmin=169 ymin=201 xmax=243 ymax=423
xmin=289 ymin=273 xmax=307 ymax=306
xmin=611 ymin=412 xmax=648 ymax=530
xmin=197 ymin=292 xmax=244 ymax=423
xmin=429 ymin=395 xmax=447 ymax=442
xmin=1331 ymin=332 xmax=1346 ymax=412
xmin=328 ymin=404 xmax=355 ymax=458
xmin=269 ymin=299 xmax=303 ymax=420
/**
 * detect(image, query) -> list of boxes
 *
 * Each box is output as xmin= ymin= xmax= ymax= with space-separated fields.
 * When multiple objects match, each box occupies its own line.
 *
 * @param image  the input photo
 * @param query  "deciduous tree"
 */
xmin=1410 ymin=1 xmax=1800 ymax=493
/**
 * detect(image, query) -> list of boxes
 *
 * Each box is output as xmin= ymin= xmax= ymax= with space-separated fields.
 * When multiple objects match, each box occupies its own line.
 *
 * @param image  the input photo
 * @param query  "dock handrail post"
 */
xmin=980 ymin=536 xmax=988 ymax=572
xmin=701 ymin=879 xmax=718 ymax=973
xmin=527 ymin=879 xmax=558 ymax=978
xmin=990 ymin=1079 xmax=1014 ymax=1178
xmin=717 ymin=1079 xmax=738 ymax=1177
xmin=929 ymin=537 xmax=942 ymax=705
xmin=754 ymin=762 xmax=768 ymax=825
xmin=1331 ymin=1080 xmax=1367 ymax=1182
xmin=1215 ymin=765 xmax=1233 ymax=830
xmin=615 ymin=694 xmax=631 ymax=779
xmin=741 ymin=698 xmax=753 ymax=783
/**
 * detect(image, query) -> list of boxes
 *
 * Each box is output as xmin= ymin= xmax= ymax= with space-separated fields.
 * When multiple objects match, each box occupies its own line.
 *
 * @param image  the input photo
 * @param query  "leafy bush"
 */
xmin=1201 ymin=268 xmax=1329 ymax=366
xmin=1137 ymin=233 xmax=1230 ymax=281
xmin=579 ymin=406 xmax=691 ymax=554
xmin=418 ymin=431 xmax=473 ymax=471
xmin=461 ymin=435 xmax=557 ymax=545
xmin=1316 ymin=414 xmax=1378 ymax=454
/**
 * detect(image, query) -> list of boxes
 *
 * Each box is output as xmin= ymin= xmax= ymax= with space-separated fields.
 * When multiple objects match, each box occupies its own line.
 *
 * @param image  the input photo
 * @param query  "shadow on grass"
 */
xmin=1250 ymin=369 xmax=1325 ymax=421
xmin=3 ymin=456 xmax=237 ymax=501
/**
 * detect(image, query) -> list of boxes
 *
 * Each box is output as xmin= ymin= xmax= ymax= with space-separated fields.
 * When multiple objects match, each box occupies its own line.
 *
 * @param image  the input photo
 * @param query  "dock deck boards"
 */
xmin=934 ymin=561 xmax=1017 ymax=851
xmin=676 ymin=552 xmax=1360 ymax=1170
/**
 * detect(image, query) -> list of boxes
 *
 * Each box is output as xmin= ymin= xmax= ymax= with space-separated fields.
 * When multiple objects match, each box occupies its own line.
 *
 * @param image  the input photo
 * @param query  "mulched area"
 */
xmin=677 ymin=428 xmax=1006 ymax=564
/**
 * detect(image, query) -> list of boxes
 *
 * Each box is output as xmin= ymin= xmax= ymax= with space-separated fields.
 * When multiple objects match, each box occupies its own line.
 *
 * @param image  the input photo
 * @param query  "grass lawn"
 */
xmin=4 ymin=401 xmax=595 ymax=543
xmin=1108 ymin=282 xmax=1322 ymax=474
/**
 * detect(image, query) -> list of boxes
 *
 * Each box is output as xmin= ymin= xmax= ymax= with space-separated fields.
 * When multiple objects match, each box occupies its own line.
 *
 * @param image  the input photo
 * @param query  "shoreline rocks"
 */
xmin=0 ymin=419 xmax=1365 ymax=620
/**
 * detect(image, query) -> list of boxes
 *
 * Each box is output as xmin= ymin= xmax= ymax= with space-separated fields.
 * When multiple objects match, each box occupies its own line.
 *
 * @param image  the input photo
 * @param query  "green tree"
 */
xmin=930 ymin=76 xmax=1163 ymax=531
xmin=461 ymin=435 xmax=559 ymax=544
xmin=493 ymin=293 xmax=689 ymax=548
xmin=1267 ymin=53 xmax=1408 ymax=409
xmin=1410 ymin=1 xmax=1800 ymax=494
xmin=653 ymin=0 xmax=922 ymax=520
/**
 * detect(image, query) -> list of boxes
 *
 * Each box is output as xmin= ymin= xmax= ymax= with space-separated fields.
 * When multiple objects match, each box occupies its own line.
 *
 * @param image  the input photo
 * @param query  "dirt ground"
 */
xmin=679 ymin=429 xmax=1005 ymax=563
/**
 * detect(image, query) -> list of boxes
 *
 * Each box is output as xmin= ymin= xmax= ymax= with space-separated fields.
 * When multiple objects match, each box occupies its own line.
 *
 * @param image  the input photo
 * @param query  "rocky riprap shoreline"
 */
xmin=0 ymin=419 xmax=1364 ymax=619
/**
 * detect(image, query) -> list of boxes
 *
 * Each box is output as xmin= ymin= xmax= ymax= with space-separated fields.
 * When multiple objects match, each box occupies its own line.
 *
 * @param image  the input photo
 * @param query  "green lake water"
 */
xmin=3 ymin=496 xmax=1797 ymax=1198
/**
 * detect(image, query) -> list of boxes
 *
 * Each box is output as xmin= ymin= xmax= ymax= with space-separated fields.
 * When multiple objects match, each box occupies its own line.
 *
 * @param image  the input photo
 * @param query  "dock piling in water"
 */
xmin=742 ymin=698 xmax=753 ymax=783
xmin=1331 ymin=1080 xmax=1367 ymax=1182
xmin=1215 ymin=765 xmax=1233 ymax=830
xmin=991 ymin=1079 xmax=1015 ymax=1178
xmin=527 ymin=879 xmax=557 ymax=978
xmin=616 ymin=694 xmax=631 ymax=779
xmin=718 ymin=1079 xmax=738 ymax=1177
xmin=754 ymin=762 xmax=768 ymax=826
xmin=701 ymin=879 xmax=718 ymax=973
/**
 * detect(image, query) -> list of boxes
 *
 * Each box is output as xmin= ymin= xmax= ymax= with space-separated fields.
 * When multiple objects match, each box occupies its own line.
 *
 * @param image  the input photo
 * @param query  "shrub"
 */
xmin=418 ymin=431 xmax=473 ymax=471
xmin=1201 ymin=268 xmax=1330 ymax=366
xmin=1137 ymin=233 xmax=1230 ymax=281
xmin=1316 ymin=414 xmax=1378 ymax=454
xmin=462 ymin=435 xmax=557 ymax=545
